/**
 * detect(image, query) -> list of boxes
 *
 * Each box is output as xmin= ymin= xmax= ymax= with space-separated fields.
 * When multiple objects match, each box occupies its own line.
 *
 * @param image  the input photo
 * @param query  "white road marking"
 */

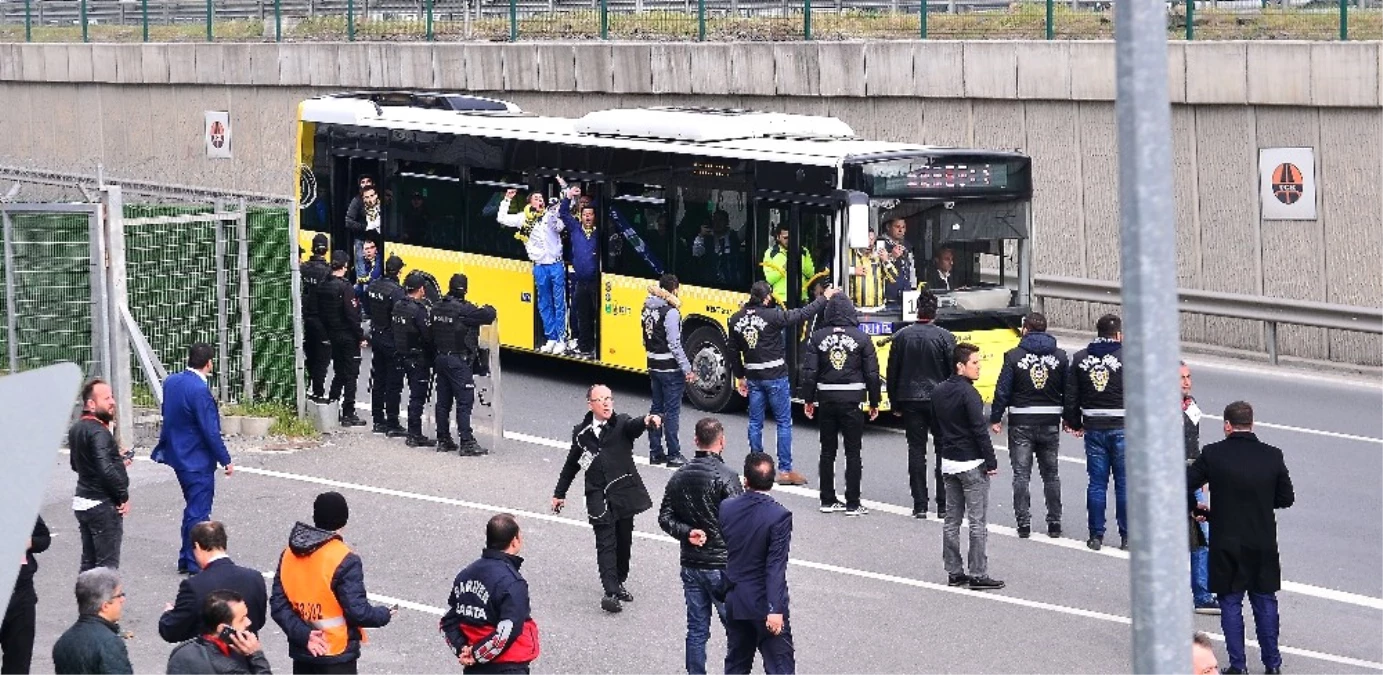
xmin=258 ymin=571 xmax=447 ymax=617
xmin=1200 ymin=414 xmax=1383 ymax=446
xmin=235 ymin=464 xmax=1382 ymax=671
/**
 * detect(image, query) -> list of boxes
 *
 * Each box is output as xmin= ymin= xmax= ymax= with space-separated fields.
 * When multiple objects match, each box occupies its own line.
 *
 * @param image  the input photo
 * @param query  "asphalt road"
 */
xmin=20 ymin=342 xmax=1383 ymax=674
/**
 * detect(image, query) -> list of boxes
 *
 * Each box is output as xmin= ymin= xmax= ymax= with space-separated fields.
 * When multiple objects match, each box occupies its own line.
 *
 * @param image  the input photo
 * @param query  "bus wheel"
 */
xmin=685 ymin=326 xmax=740 ymax=413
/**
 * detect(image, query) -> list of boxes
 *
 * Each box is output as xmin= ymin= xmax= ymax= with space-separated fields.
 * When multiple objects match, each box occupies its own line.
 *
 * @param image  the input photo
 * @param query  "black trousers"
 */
xmin=817 ymin=402 xmax=865 ymax=509
xmin=899 ymin=401 xmax=945 ymax=514
xmin=304 ymin=318 xmax=331 ymax=397
xmin=293 ymin=660 xmax=357 ymax=674
xmin=369 ymin=338 xmax=398 ymax=425
xmin=592 ymin=516 xmax=635 ymax=596
xmin=397 ymin=356 xmax=431 ymax=436
xmin=0 ymin=587 xmax=36 ymax=675
xmin=571 ymin=279 xmax=599 ymax=353
xmin=75 ymin=502 xmax=123 ymax=572
xmin=435 ymin=354 xmax=476 ymax=444
xmin=328 ymin=338 xmax=362 ymax=416
xmin=465 ymin=663 xmax=531 ymax=674
xmin=724 ymin=616 xmax=795 ymax=675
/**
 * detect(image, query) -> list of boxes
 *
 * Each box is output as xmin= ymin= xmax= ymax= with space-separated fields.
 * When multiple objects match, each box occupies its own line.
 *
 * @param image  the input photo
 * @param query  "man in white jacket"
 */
xmin=498 ymin=186 xmax=571 ymax=354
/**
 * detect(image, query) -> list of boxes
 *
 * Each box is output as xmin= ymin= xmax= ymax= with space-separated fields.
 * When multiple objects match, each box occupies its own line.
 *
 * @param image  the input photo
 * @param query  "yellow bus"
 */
xmin=295 ymin=91 xmax=1034 ymax=412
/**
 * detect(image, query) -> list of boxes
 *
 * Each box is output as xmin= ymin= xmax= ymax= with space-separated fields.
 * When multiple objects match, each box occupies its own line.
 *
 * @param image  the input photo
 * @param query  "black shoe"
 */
xmin=307 ymin=394 xmax=329 ymax=404
xmin=649 ymin=454 xmax=667 ymax=465
xmin=600 ymin=595 xmax=623 ymax=613
xmin=176 ymin=566 xmax=196 ymax=576
xmin=371 ymin=422 xmax=388 ymax=434
xmin=405 ymin=435 xmax=436 ymax=448
xmin=1017 ymin=525 xmax=1031 ymax=539
xmin=1264 ymin=668 xmax=1282 ymax=674
xmin=947 ymin=573 xmax=970 ymax=587
xmin=1220 ymin=668 xmax=1247 ymax=674
xmin=615 ymin=585 xmax=634 ymax=602
xmin=340 ymin=415 xmax=367 ymax=427
xmin=1048 ymin=523 xmax=1063 ymax=538
xmin=936 ymin=509 xmax=946 ymax=521
xmin=385 ymin=425 xmax=408 ymax=438
xmin=1119 ymin=536 xmax=1129 ymax=551
xmin=1086 ymin=536 xmax=1103 ymax=551
xmin=458 ymin=442 xmax=490 ymax=457
xmin=968 ymin=576 xmax=1006 ymax=591
xmin=664 ymin=455 xmax=687 ymax=468
xmin=912 ymin=510 xmax=927 ymax=519
xmin=436 ymin=438 xmax=459 ymax=452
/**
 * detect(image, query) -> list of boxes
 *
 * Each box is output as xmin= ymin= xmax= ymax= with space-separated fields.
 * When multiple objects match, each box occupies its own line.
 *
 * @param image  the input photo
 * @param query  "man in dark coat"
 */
xmin=1186 ymin=400 xmax=1294 ymax=675
xmin=1 ymin=517 xmax=49 ymax=674
xmin=552 ymin=385 xmax=661 ymax=614
xmin=719 ymin=452 xmax=794 ymax=675
xmin=159 ymin=521 xmax=267 ymax=644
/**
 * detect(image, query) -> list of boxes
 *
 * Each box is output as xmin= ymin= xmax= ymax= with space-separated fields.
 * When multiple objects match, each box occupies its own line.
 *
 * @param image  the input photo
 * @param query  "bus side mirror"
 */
xmin=845 ymin=192 xmax=869 ymax=249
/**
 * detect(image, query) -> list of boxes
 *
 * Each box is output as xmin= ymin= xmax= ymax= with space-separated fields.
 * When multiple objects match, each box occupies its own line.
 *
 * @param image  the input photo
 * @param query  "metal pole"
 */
xmin=236 ymin=201 xmax=253 ymax=403
xmin=206 ymin=0 xmax=214 ymax=41
xmin=426 ymin=0 xmax=434 ymax=40
xmin=88 ymin=204 xmax=112 ymax=384
xmin=275 ymin=0 xmax=282 ymax=40
xmin=508 ymin=0 xmax=517 ymax=41
xmin=81 ymin=0 xmax=89 ymax=42
xmin=1264 ymin=321 xmax=1279 ymax=365
xmin=697 ymin=0 xmax=705 ymax=40
xmin=289 ymin=206 xmax=306 ymax=418
xmin=1045 ymin=0 xmax=1054 ymax=39
xmin=1185 ymin=0 xmax=1193 ymax=40
xmin=803 ymin=0 xmax=811 ymax=39
xmin=214 ymin=201 xmax=230 ymax=403
xmin=102 ymin=187 xmax=133 ymax=451
xmin=1113 ymin=0 xmax=1191 ymax=672
xmin=599 ymin=0 xmax=608 ymax=39
xmin=2 ymin=212 xmax=19 ymax=374
xmin=348 ymin=0 xmax=356 ymax=41
xmin=23 ymin=0 xmax=31 ymax=43
xmin=919 ymin=0 xmax=927 ymax=38
xmin=142 ymin=0 xmax=149 ymax=41
xmin=1339 ymin=0 xmax=1347 ymax=40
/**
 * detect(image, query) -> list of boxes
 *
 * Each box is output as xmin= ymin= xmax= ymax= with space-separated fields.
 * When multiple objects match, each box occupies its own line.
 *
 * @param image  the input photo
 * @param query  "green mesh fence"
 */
xmin=0 ymin=211 xmax=99 ymax=378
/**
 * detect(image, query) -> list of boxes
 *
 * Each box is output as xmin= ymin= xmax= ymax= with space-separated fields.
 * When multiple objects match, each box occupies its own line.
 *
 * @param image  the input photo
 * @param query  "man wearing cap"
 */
xmin=394 ymin=271 xmax=436 ymax=448
xmin=270 ymin=492 xmax=395 ymax=675
xmin=430 ymin=273 xmax=498 ymax=456
xmin=301 ymin=234 xmax=332 ymax=403
xmin=320 ymin=251 xmax=367 ymax=427
xmin=366 ymin=255 xmax=408 ymax=437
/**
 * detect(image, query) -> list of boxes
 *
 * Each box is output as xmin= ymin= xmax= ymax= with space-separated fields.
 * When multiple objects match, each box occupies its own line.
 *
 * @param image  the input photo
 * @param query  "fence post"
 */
xmin=1338 ymin=0 xmax=1347 ymax=40
xmin=803 ymin=0 xmax=811 ymax=39
xmin=919 ymin=0 xmax=927 ymax=38
xmin=508 ymin=0 xmax=517 ymax=41
xmin=275 ymin=0 xmax=282 ymax=40
xmin=1045 ymin=0 xmax=1054 ymax=39
xmin=697 ymin=0 xmax=705 ymax=40
xmin=1113 ymin=0 xmax=1192 ymax=670
xmin=141 ymin=0 xmax=149 ymax=41
xmin=101 ymin=186 xmax=134 ymax=451
xmin=426 ymin=0 xmax=434 ymax=40
xmin=288 ymin=207 xmax=305 ymax=418
xmin=23 ymin=0 xmax=31 ymax=42
xmin=206 ymin=0 xmax=214 ymax=40
xmin=80 ymin=0 xmax=89 ymax=42
xmin=235 ymin=201 xmax=253 ymax=404
xmin=1184 ymin=0 xmax=1193 ymax=40
xmin=2 ymin=212 xmax=18 ymax=374
xmin=1264 ymin=321 xmax=1279 ymax=365
xmin=600 ymin=0 xmax=608 ymax=39
xmin=214 ymin=201 xmax=230 ymax=404
xmin=348 ymin=0 xmax=356 ymax=40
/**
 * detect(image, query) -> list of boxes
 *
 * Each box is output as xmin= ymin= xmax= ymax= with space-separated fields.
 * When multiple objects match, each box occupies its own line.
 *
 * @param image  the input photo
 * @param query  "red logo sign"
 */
xmin=1271 ymin=163 xmax=1303 ymax=205
xmin=209 ymin=121 xmax=226 ymax=149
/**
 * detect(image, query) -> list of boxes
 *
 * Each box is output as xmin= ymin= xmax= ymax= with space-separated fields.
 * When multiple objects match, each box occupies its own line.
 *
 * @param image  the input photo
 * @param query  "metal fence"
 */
xmin=0 ymin=0 xmax=1378 ymax=41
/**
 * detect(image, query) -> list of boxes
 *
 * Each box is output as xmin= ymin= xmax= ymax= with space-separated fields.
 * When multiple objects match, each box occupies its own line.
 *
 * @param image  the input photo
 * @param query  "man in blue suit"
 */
xmin=153 ymin=343 xmax=234 ymax=575
xmin=718 ymin=452 xmax=795 ymax=675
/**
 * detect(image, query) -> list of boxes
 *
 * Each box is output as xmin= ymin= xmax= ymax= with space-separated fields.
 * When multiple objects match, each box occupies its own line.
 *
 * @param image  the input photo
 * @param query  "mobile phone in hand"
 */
xmin=122 ymin=449 xmax=136 ymax=461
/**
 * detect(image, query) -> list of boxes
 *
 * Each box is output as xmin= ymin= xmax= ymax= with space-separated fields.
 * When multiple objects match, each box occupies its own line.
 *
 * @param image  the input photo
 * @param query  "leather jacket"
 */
xmin=885 ymin=321 xmax=957 ymax=403
xmin=69 ymin=415 xmax=129 ymax=504
xmin=657 ymin=452 xmax=744 ymax=569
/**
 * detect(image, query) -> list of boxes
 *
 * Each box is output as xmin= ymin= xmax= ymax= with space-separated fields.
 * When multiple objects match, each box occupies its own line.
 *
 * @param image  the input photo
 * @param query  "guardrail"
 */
xmin=1031 ymin=274 xmax=1383 ymax=365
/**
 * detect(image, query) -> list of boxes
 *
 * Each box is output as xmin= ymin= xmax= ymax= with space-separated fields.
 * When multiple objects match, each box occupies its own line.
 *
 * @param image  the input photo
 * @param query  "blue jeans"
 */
xmin=1219 ymin=591 xmax=1281 ymax=672
xmin=1191 ymin=488 xmax=1213 ymax=606
xmin=680 ymin=567 xmax=727 ymax=674
xmin=747 ymin=377 xmax=793 ymax=472
xmin=1083 ymin=428 xmax=1127 ymax=539
xmin=532 ymin=262 xmax=567 ymax=343
xmin=175 ymin=469 xmax=216 ymax=573
xmin=650 ymin=370 xmax=685 ymax=460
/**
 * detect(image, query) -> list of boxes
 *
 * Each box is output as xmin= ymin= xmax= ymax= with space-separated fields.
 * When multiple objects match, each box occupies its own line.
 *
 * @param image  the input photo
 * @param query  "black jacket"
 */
xmin=392 ymin=296 xmax=432 ymax=360
xmin=439 ymin=550 xmax=539 ymax=667
xmin=430 ymin=294 xmax=498 ymax=358
xmin=159 ymin=557 xmax=268 ymax=643
xmin=344 ymin=197 xmax=385 ymax=246
xmin=554 ymin=412 xmax=654 ymax=523
xmin=365 ymin=276 xmax=405 ymax=345
xmin=269 ymin=524 xmax=392 ymax=666
xmin=299 ymin=256 xmax=330 ymax=320
xmin=657 ymin=452 xmax=744 ymax=570
xmin=51 ymin=615 xmax=134 ymax=675
xmin=319 ymin=275 xmax=364 ymax=343
xmin=885 ymin=321 xmax=955 ymax=403
xmin=69 ymin=415 xmax=129 ymax=505
xmin=990 ymin=331 xmax=1068 ymax=427
xmin=727 ymin=296 xmax=827 ymax=382
xmin=931 ymin=374 xmax=998 ymax=471
xmin=13 ymin=516 xmax=49 ymax=601
xmin=166 ymin=638 xmax=273 ymax=674
xmin=1184 ymin=395 xmax=1206 ymax=550
xmin=799 ymin=295 xmax=881 ymax=407
xmin=1064 ymin=338 xmax=1125 ymax=431
xmin=1186 ymin=432 xmax=1294 ymax=593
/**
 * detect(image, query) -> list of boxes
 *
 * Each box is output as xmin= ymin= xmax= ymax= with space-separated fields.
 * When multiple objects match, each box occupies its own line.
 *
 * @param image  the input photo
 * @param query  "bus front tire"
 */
xmin=684 ymin=325 xmax=742 ymax=413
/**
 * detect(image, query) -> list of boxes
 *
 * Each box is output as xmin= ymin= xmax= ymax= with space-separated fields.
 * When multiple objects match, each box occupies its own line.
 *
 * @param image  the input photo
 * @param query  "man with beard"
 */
xmin=69 ymin=379 xmax=130 ymax=572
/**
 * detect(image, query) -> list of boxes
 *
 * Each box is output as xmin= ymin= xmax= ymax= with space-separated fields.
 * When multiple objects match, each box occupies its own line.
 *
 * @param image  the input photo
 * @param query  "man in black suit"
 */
xmin=719 ymin=452 xmax=794 ymax=675
xmin=159 ymin=521 xmax=268 ymax=644
xmin=1187 ymin=401 xmax=1294 ymax=675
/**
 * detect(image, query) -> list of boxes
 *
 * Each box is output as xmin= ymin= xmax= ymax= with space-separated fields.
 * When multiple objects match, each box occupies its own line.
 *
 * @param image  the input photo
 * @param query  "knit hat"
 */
xmin=311 ymin=233 xmax=329 ymax=254
xmin=313 ymin=491 xmax=350 ymax=531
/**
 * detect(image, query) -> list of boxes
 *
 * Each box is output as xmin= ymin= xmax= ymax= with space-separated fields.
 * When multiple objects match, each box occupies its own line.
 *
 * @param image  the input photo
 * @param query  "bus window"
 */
xmin=466 ymin=169 xmax=529 ymax=261
xmin=607 ymin=194 xmax=670 ymax=280
xmin=394 ymin=162 xmax=464 ymax=251
xmin=678 ymin=186 xmax=750 ymax=291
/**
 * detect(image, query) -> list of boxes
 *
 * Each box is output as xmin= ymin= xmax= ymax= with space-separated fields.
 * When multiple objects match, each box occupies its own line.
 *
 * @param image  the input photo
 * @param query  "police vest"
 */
xmin=641 ymin=304 xmax=677 ymax=373
xmin=277 ymin=539 xmax=365 ymax=657
xmin=300 ymin=258 xmax=330 ymax=319
xmin=366 ymin=277 xmax=403 ymax=341
xmin=392 ymin=297 xmax=427 ymax=355
xmin=430 ymin=297 xmax=478 ymax=357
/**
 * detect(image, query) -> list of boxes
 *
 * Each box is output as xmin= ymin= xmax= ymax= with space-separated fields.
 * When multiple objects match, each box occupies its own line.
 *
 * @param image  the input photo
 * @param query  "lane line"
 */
xmin=235 ymin=464 xmax=1382 ymax=671
xmin=1200 ymin=414 xmax=1383 ymax=446
xmin=498 ymin=429 xmax=1382 ymax=610
xmin=258 ymin=571 xmax=447 ymax=617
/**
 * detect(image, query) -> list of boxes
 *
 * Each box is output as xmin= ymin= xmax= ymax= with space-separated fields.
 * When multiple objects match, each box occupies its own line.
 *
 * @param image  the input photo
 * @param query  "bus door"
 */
xmin=531 ymin=170 xmax=605 ymax=357
xmin=752 ymin=199 xmax=835 ymax=380
xmin=331 ymin=154 xmax=385 ymax=268
xmin=602 ymin=186 xmax=670 ymax=371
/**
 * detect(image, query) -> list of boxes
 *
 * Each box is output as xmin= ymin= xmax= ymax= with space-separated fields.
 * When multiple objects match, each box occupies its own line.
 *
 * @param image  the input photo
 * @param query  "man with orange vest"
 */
xmin=440 ymin=514 xmax=540 ymax=674
xmin=270 ymin=492 xmax=394 ymax=674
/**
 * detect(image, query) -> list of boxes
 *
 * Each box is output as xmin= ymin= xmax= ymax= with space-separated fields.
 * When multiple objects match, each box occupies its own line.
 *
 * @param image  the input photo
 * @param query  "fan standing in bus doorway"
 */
xmin=498 ymin=184 xmax=571 ymax=355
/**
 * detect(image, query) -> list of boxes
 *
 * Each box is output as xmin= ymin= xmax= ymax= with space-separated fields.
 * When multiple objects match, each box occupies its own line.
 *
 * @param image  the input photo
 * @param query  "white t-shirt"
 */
xmin=940 ymin=458 xmax=984 ymax=475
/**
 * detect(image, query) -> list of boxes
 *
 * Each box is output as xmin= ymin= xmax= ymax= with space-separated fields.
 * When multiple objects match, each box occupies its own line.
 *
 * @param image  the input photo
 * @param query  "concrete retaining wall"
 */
xmin=1 ymin=41 xmax=1379 ymax=364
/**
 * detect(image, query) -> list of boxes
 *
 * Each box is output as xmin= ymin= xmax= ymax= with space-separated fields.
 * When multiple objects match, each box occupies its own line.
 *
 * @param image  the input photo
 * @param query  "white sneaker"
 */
xmin=567 ymin=339 xmax=580 ymax=351
xmin=551 ymin=341 xmax=567 ymax=355
xmin=538 ymin=341 xmax=555 ymax=353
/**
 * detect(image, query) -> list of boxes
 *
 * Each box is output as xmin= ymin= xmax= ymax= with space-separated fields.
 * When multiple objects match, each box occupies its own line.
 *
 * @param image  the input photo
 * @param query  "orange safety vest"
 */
xmin=277 ymin=539 xmax=365 ymax=656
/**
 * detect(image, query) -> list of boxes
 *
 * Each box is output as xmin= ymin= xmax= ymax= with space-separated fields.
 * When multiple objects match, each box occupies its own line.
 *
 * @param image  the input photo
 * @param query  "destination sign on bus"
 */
xmin=851 ymin=155 xmax=1031 ymax=199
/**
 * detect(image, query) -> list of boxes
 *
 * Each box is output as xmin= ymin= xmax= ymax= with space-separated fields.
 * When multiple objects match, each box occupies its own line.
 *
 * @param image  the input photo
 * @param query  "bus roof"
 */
xmin=301 ymin=93 xmax=1025 ymax=169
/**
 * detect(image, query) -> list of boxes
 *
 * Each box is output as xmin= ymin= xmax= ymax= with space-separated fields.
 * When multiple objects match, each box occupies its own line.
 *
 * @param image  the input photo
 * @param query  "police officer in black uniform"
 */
xmin=393 ymin=271 xmax=435 ymax=448
xmin=320 ymin=251 xmax=367 ymax=427
xmin=366 ymin=255 xmax=407 ymax=436
xmin=430 ymin=273 xmax=497 ymax=456
xmin=300 ymin=234 xmax=332 ymax=403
